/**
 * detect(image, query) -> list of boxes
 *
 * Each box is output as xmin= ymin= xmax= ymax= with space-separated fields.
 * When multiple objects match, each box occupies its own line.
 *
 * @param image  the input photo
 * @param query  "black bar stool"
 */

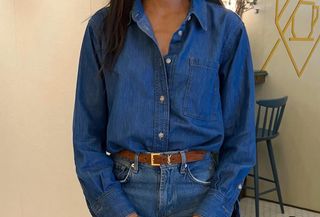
xmin=241 ymin=96 xmax=288 ymax=217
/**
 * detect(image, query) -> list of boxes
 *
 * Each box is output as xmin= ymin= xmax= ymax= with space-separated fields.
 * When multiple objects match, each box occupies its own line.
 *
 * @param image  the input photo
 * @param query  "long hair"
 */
xmin=101 ymin=0 xmax=224 ymax=75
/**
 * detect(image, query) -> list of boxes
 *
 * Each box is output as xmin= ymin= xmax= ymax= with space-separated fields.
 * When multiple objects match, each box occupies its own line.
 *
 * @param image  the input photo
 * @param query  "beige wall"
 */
xmin=243 ymin=0 xmax=320 ymax=212
xmin=0 ymin=1 xmax=108 ymax=216
xmin=1 ymin=0 xmax=319 ymax=217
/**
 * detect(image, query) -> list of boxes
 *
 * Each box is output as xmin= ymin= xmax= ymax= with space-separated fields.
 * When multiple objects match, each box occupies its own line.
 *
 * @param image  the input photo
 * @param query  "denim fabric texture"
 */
xmin=111 ymin=150 xmax=219 ymax=217
xmin=72 ymin=0 xmax=256 ymax=216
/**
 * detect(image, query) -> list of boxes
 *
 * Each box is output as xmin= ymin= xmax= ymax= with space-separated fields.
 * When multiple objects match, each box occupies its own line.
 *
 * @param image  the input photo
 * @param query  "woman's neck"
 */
xmin=142 ymin=0 xmax=190 ymax=17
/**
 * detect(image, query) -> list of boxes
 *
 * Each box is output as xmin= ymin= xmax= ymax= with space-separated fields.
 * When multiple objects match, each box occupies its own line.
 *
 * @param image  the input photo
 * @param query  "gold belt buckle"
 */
xmin=150 ymin=153 xmax=172 ymax=166
xmin=150 ymin=153 xmax=161 ymax=166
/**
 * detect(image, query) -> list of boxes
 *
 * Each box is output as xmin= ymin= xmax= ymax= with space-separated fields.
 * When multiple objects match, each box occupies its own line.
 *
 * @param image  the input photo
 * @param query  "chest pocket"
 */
xmin=182 ymin=56 xmax=220 ymax=121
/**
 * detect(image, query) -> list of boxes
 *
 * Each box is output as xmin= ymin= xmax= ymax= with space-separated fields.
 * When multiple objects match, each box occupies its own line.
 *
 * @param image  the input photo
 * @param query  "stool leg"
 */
xmin=254 ymin=147 xmax=259 ymax=217
xmin=267 ymin=139 xmax=285 ymax=213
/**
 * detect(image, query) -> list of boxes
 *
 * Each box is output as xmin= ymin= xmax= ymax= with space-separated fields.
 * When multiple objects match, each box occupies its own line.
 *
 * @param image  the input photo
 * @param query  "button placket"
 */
xmin=153 ymin=54 xmax=173 ymax=151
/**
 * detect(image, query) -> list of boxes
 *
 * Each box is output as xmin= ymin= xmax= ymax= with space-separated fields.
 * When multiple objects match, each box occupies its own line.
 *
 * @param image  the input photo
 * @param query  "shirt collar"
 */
xmin=129 ymin=0 xmax=208 ymax=31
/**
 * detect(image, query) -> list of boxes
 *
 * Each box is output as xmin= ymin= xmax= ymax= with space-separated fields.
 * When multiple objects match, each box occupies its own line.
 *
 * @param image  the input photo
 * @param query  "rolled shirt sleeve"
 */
xmin=194 ymin=21 xmax=256 ymax=217
xmin=72 ymin=16 xmax=136 ymax=217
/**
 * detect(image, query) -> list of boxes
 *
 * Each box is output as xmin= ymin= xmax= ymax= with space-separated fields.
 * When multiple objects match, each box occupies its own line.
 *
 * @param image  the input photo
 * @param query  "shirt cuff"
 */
xmin=193 ymin=188 xmax=240 ymax=217
xmin=90 ymin=185 xmax=136 ymax=217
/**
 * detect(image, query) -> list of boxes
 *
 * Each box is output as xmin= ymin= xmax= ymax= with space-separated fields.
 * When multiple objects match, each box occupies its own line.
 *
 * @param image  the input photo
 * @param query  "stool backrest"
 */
xmin=255 ymin=96 xmax=288 ymax=138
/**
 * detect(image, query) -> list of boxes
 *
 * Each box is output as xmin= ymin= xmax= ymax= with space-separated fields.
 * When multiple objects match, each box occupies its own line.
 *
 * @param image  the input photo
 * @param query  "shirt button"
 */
xmin=158 ymin=132 xmax=164 ymax=139
xmin=165 ymin=57 xmax=172 ymax=64
xmin=238 ymin=184 xmax=242 ymax=190
xmin=178 ymin=30 xmax=183 ymax=36
xmin=160 ymin=95 xmax=165 ymax=103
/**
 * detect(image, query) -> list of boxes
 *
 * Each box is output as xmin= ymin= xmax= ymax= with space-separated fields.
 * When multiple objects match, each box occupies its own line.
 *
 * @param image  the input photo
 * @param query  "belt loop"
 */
xmin=179 ymin=150 xmax=187 ymax=174
xmin=132 ymin=152 xmax=139 ymax=173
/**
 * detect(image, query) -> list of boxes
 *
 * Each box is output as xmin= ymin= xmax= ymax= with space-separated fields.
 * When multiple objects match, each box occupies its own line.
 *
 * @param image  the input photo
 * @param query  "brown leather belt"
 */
xmin=113 ymin=149 xmax=208 ymax=166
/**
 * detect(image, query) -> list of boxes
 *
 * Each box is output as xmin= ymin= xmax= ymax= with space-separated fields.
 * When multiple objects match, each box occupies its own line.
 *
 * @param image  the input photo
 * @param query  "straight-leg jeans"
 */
xmin=111 ymin=149 xmax=240 ymax=217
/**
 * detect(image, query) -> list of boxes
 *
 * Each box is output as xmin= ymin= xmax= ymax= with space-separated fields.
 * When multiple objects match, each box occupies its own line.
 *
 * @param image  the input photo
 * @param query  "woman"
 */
xmin=72 ymin=0 xmax=256 ymax=217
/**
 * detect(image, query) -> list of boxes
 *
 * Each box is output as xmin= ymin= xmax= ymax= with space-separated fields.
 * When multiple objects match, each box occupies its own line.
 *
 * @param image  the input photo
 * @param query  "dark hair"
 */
xmin=101 ymin=0 xmax=224 ymax=75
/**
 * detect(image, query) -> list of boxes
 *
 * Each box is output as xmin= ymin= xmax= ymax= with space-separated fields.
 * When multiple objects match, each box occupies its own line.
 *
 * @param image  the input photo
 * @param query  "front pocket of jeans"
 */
xmin=113 ymin=160 xmax=133 ymax=183
xmin=183 ymin=57 xmax=220 ymax=121
xmin=185 ymin=153 xmax=216 ymax=185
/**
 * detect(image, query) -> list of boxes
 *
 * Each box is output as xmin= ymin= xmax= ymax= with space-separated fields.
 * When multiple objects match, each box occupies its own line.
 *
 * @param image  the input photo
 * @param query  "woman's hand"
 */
xmin=126 ymin=212 xmax=139 ymax=217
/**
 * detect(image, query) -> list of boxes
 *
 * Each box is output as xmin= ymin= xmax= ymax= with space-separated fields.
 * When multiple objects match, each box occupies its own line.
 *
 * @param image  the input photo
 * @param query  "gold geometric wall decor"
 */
xmin=260 ymin=0 xmax=320 ymax=77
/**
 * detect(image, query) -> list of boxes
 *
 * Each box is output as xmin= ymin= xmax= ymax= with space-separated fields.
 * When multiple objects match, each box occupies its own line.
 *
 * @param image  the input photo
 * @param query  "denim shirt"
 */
xmin=72 ymin=0 xmax=256 ymax=216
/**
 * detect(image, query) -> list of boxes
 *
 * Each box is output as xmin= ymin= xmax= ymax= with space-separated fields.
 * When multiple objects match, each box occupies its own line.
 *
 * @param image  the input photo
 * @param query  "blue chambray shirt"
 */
xmin=72 ymin=0 xmax=256 ymax=217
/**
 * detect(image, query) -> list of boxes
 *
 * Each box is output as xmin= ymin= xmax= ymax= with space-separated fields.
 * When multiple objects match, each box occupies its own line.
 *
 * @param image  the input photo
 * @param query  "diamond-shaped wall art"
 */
xmin=260 ymin=0 xmax=320 ymax=77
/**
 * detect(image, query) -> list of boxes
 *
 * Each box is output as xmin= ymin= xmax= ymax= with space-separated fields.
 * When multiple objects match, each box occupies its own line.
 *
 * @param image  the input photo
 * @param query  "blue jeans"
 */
xmin=111 ymin=150 xmax=240 ymax=217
